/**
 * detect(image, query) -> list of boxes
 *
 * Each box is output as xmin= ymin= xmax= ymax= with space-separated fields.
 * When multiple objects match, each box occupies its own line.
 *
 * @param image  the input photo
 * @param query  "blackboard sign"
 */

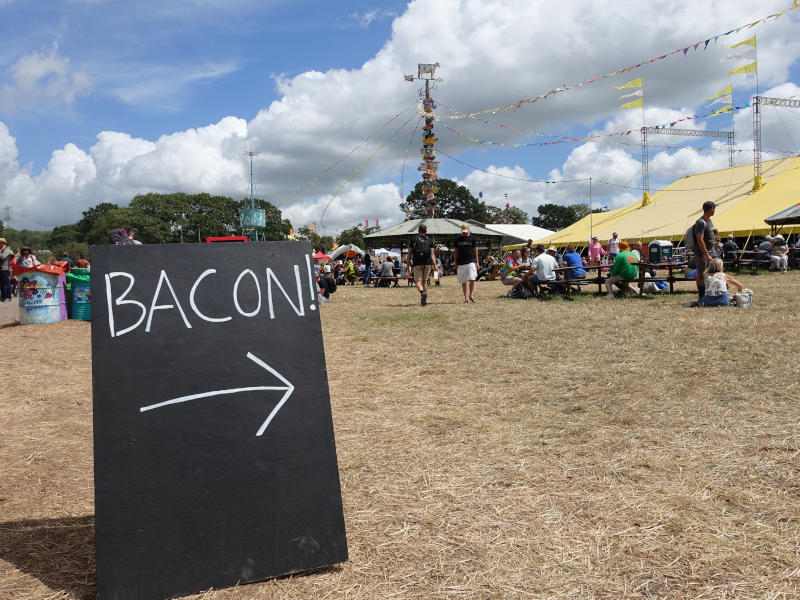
xmin=90 ymin=242 xmax=347 ymax=600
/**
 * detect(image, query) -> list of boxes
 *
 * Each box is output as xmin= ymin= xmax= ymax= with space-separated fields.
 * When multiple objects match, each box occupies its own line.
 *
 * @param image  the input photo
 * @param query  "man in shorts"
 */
xmin=693 ymin=201 xmax=716 ymax=301
xmin=452 ymin=223 xmax=479 ymax=302
xmin=406 ymin=223 xmax=437 ymax=306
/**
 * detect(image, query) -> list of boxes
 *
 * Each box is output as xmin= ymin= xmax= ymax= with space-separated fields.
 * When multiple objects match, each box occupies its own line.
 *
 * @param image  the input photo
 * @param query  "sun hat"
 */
xmin=775 ymin=234 xmax=784 ymax=240
xmin=546 ymin=245 xmax=557 ymax=253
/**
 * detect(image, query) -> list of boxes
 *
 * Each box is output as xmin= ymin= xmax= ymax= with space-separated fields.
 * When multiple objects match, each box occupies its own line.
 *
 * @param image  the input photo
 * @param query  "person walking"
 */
xmin=693 ymin=201 xmax=716 ymax=301
xmin=453 ymin=223 xmax=479 ymax=302
xmin=406 ymin=223 xmax=437 ymax=306
xmin=0 ymin=238 xmax=13 ymax=302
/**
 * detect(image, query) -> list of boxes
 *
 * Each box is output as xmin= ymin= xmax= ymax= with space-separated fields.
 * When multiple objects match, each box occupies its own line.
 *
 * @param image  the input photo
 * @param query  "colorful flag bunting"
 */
xmin=615 ymin=77 xmax=642 ymax=89
xmin=707 ymin=84 xmax=732 ymax=100
xmin=620 ymin=97 xmax=643 ymax=109
xmin=710 ymin=105 xmax=733 ymax=117
xmin=727 ymin=35 xmax=756 ymax=49
xmin=620 ymin=89 xmax=643 ymax=98
xmin=728 ymin=62 xmax=757 ymax=75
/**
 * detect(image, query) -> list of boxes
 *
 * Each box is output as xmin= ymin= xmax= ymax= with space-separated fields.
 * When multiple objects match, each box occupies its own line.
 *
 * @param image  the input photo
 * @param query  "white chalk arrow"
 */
xmin=139 ymin=352 xmax=294 ymax=436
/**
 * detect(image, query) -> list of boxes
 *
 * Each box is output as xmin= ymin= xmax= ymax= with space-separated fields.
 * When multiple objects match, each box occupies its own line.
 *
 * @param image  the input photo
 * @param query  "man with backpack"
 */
xmin=406 ymin=223 xmax=437 ymax=306
xmin=693 ymin=201 xmax=716 ymax=301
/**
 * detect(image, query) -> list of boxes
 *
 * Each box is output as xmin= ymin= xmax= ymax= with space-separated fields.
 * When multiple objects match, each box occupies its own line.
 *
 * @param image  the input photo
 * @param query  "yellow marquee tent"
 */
xmin=515 ymin=154 xmax=800 ymax=249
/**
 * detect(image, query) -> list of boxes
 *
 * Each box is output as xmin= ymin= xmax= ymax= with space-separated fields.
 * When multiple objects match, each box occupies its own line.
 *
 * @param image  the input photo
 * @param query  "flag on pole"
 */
xmin=707 ymin=84 xmax=732 ymax=100
xmin=615 ymin=77 xmax=642 ymax=89
xmin=620 ymin=89 xmax=643 ymax=98
xmin=722 ymin=48 xmax=755 ymax=61
xmin=728 ymin=62 xmax=757 ymax=75
xmin=709 ymin=105 xmax=733 ymax=117
xmin=620 ymin=97 xmax=643 ymax=109
xmin=706 ymin=95 xmax=732 ymax=107
xmin=727 ymin=35 xmax=756 ymax=49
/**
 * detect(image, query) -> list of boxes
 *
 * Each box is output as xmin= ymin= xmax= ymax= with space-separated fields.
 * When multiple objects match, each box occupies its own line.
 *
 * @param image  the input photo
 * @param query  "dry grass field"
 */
xmin=1 ymin=272 xmax=799 ymax=599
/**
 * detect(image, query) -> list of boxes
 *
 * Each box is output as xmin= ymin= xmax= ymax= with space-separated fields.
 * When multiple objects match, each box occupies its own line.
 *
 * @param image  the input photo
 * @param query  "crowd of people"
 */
xmin=0 ymin=236 xmax=92 ymax=303
xmin=311 ymin=201 xmax=796 ymax=309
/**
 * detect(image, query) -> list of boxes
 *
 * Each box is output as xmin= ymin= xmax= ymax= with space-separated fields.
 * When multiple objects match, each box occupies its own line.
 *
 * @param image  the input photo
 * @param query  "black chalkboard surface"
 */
xmin=90 ymin=242 xmax=347 ymax=600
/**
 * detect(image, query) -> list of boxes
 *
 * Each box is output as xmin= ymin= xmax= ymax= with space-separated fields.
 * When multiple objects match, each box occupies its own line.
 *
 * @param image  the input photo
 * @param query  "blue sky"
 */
xmin=1 ymin=0 xmax=799 ymax=233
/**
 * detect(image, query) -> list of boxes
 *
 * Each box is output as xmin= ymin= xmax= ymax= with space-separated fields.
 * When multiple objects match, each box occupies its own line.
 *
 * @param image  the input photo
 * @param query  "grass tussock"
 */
xmin=1 ymin=271 xmax=799 ymax=599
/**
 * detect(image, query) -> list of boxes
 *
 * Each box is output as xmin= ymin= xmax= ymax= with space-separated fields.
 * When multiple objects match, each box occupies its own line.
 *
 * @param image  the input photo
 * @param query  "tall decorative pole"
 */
xmin=405 ymin=63 xmax=441 ymax=218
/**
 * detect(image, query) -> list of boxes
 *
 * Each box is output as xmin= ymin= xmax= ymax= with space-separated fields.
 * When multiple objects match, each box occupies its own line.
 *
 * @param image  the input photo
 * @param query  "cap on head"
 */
xmin=775 ymin=234 xmax=784 ymax=240
xmin=728 ymin=234 xmax=734 ymax=239
xmin=546 ymin=245 xmax=557 ymax=253
xmin=0 ymin=237 xmax=6 ymax=244
xmin=461 ymin=223 xmax=469 ymax=233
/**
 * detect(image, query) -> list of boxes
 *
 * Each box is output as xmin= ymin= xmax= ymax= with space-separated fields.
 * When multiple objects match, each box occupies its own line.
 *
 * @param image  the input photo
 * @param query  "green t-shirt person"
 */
xmin=609 ymin=250 xmax=638 ymax=280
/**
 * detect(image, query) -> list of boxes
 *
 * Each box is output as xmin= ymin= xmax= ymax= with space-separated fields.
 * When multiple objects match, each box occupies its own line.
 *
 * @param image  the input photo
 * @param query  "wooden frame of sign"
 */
xmin=90 ymin=241 xmax=347 ymax=600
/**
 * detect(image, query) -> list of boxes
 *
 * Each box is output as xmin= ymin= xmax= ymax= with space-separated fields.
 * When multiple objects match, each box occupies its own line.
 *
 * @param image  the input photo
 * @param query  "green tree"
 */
xmin=530 ymin=203 xmax=600 ymax=230
xmin=296 ymin=225 xmax=334 ymax=251
xmin=77 ymin=202 xmax=119 ymax=235
xmin=337 ymin=223 xmax=379 ymax=250
xmin=49 ymin=223 xmax=83 ymax=247
xmin=400 ymin=179 xmax=484 ymax=221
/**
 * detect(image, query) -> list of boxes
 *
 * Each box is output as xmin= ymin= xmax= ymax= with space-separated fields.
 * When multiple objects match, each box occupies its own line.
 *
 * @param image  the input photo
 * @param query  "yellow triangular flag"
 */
xmin=728 ymin=62 xmax=757 ymax=75
xmin=709 ymin=104 xmax=733 ymax=117
xmin=615 ymin=77 xmax=642 ymax=89
xmin=728 ymin=36 xmax=756 ymax=49
xmin=620 ymin=97 xmax=643 ymax=109
xmin=707 ymin=84 xmax=732 ymax=100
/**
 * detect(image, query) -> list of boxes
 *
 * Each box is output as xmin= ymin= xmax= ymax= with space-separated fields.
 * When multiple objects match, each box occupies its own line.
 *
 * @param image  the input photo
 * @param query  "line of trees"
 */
xmin=0 ymin=193 xmax=293 ymax=261
xmin=0 ymin=186 xmax=605 ymax=261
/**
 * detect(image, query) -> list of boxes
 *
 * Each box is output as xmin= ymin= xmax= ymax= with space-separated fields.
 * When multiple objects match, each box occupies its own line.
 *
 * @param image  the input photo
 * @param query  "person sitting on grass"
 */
xmin=562 ymin=245 xmax=586 ymax=279
xmin=604 ymin=241 xmax=640 ymax=298
xmin=699 ymin=258 xmax=743 ymax=307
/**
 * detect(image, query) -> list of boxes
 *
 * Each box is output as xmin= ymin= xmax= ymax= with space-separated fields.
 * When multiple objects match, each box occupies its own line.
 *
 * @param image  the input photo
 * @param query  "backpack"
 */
xmin=108 ymin=228 xmax=132 ymax=245
xmin=325 ymin=275 xmax=337 ymax=293
xmin=411 ymin=235 xmax=431 ymax=264
xmin=684 ymin=225 xmax=695 ymax=251
xmin=506 ymin=284 xmax=534 ymax=299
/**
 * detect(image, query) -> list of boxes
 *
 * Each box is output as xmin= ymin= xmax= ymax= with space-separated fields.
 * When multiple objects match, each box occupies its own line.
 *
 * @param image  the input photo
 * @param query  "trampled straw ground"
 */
xmin=1 ymin=272 xmax=798 ymax=599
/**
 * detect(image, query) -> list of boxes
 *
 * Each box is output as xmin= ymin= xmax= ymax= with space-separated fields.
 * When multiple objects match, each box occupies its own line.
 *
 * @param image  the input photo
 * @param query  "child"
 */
xmin=699 ymin=258 xmax=743 ymax=307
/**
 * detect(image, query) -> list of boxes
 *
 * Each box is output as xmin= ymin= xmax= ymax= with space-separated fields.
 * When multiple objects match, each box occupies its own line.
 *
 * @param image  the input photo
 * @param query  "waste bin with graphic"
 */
xmin=67 ymin=268 xmax=91 ymax=321
xmin=18 ymin=270 xmax=62 ymax=324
